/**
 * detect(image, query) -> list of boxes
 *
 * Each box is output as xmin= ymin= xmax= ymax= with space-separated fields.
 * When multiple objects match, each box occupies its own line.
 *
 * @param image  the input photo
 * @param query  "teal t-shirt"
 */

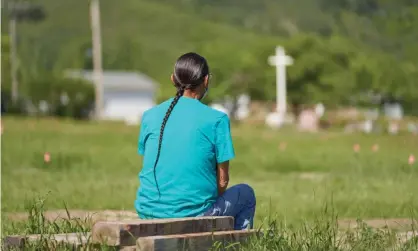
xmin=135 ymin=96 xmax=235 ymax=219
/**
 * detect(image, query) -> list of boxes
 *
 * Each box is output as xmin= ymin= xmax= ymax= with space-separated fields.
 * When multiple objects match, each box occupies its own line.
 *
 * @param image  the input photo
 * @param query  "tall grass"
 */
xmin=237 ymin=205 xmax=418 ymax=251
xmin=240 ymin=220 xmax=418 ymax=251
xmin=2 ymin=194 xmax=417 ymax=250
xmin=3 ymin=192 xmax=90 ymax=236
xmin=2 ymin=193 xmax=92 ymax=250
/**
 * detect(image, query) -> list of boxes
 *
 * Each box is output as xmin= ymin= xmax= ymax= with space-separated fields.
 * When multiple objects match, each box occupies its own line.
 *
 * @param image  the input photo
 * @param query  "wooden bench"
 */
xmin=92 ymin=216 xmax=234 ymax=246
xmin=3 ymin=216 xmax=259 ymax=250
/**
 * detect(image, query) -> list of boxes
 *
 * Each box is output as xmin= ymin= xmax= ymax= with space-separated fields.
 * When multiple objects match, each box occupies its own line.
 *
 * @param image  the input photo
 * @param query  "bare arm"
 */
xmin=217 ymin=161 xmax=230 ymax=196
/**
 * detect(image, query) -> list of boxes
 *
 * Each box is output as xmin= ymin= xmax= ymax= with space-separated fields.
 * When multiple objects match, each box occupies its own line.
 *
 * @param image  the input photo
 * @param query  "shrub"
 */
xmin=1 ymin=89 xmax=35 ymax=115
xmin=26 ymin=75 xmax=95 ymax=119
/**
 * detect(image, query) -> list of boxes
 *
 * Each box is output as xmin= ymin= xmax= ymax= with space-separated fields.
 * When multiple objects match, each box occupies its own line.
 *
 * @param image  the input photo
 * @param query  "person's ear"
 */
xmin=170 ymin=74 xmax=175 ymax=85
xmin=204 ymin=75 xmax=209 ymax=88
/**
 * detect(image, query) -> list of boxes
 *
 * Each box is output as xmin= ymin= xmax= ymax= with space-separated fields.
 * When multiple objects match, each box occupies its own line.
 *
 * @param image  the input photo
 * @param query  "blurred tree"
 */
xmin=282 ymin=35 xmax=356 ymax=107
xmin=7 ymin=0 xmax=418 ymax=115
xmin=1 ymin=34 xmax=11 ymax=90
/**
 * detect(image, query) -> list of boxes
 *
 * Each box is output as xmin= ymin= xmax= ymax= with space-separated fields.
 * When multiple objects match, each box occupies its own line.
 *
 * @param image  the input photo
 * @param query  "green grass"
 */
xmin=1 ymin=116 xmax=418 ymax=250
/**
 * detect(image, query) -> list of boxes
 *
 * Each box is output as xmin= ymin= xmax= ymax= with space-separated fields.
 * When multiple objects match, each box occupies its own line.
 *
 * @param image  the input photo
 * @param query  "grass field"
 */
xmin=1 ymin=116 xmax=418 ymax=249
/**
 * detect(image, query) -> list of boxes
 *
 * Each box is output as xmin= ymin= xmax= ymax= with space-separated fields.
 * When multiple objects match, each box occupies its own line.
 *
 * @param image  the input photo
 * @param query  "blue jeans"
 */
xmin=199 ymin=184 xmax=256 ymax=230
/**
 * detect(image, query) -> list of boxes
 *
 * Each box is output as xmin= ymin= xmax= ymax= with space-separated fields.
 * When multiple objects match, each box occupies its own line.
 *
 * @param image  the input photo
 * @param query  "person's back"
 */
xmin=135 ymin=52 xmax=256 ymax=230
xmin=136 ymin=96 xmax=232 ymax=218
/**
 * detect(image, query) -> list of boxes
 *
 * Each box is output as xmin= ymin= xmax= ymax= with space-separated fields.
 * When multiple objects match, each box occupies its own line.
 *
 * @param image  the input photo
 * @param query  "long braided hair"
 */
xmin=153 ymin=52 xmax=209 ymax=198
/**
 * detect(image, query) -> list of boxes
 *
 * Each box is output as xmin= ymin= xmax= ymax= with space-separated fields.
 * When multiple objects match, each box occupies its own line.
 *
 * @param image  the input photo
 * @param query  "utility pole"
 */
xmin=6 ymin=2 xmax=45 ymax=105
xmin=89 ymin=0 xmax=104 ymax=119
xmin=9 ymin=17 xmax=19 ymax=104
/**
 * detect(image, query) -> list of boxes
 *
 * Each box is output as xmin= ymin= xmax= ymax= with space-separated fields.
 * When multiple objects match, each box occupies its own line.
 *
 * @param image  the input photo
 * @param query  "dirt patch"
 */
xmin=338 ymin=218 xmax=418 ymax=231
xmin=298 ymin=172 xmax=327 ymax=181
xmin=5 ymin=210 xmax=138 ymax=223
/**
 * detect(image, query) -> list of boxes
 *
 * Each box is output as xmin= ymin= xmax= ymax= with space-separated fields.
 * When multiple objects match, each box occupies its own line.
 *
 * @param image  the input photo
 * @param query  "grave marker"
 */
xmin=315 ymin=103 xmax=325 ymax=118
xmin=38 ymin=100 xmax=49 ymax=114
xmin=235 ymin=94 xmax=251 ymax=121
xmin=383 ymin=102 xmax=403 ymax=120
xmin=224 ymin=95 xmax=234 ymax=116
xmin=267 ymin=46 xmax=293 ymax=127
xmin=298 ymin=109 xmax=318 ymax=132
xmin=60 ymin=92 xmax=70 ymax=106
xmin=407 ymin=122 xmax=418 ymax=135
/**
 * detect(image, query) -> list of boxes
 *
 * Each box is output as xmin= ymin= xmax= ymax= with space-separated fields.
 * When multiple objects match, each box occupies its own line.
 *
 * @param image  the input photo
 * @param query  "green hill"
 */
xmin=3 ymin=0 xmax=418 ymax=106
xmin=11 ymin=0 xmax=280 ymax=99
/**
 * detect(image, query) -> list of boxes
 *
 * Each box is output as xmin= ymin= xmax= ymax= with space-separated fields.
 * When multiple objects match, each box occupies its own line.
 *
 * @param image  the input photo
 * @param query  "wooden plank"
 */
xmin=92 ymin=216 xmax=234 ymax=247
xmin=120 ymin=246 xmax=137 ymax=251
xmin=3 ymin=232 xmax=90 ymax=250
xmin=136 ymin=229 xmax=259 ymax=251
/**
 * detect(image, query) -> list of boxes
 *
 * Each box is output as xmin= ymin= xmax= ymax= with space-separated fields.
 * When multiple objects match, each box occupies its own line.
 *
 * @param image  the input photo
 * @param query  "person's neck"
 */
xmin=183 ymin=90 xmax=201 ymax=100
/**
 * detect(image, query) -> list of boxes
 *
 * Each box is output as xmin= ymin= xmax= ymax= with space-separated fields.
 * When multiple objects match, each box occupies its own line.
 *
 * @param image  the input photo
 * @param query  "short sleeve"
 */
xmin=138 ymin=115 xmax=148 ymax=156
xmin=215 ymin=115 xmax=235 ymax=163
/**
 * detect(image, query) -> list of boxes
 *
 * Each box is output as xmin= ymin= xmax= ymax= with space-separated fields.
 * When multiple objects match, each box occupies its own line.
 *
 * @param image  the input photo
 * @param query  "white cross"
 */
xmin=268 ymin=46 xmax=293 ymax=119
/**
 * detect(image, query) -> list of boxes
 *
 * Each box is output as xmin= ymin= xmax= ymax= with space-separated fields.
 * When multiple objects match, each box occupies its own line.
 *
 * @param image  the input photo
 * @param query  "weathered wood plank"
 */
xmin=136 ymin=229 xmax=259 ymax=251
xmin=3 ymin=232 xmax=90 ymax=250
xmin=120 ymin=246 xmax=137 ymax=251
xmin=92 ymin=216 xmax=234 ymax=247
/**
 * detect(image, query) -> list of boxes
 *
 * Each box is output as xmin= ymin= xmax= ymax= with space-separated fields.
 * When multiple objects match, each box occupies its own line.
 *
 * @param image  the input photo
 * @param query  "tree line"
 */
xmin=1 ymin=0 xmax=417 ymax=117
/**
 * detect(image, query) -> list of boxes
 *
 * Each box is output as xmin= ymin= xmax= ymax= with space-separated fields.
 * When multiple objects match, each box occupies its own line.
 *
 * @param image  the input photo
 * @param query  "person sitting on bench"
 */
xmin=134 ymin=52 xmax=256 ymax=230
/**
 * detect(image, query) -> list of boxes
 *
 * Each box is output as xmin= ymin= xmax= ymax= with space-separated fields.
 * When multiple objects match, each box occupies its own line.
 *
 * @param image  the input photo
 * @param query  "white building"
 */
xmin=66 ymin=70 xmax=158 ymax=125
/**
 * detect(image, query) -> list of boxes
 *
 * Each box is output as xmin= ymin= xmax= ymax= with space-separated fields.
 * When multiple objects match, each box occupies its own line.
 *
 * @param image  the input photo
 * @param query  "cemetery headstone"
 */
xmin=25 ymin=100 xmax=37 ymax=116
xmin=265 ymin=112 xmax=283 ymax=129
xmin=314 ymin=103 xmax=325 ymax=118
xmin=298 ymin=109 xmax=319 ymax=132
xmin=384 ymin=102 xmax=403 ymax=120
xmin=224 ymin=96 xmax=234 ymax=116
xmin=362 ymin=108 xmax=379 ymax=134
xmin=407 ymin=123 xmax=418 ymax=135
xmin=265 ymin=103 xmax=295 ymax=129
xmin=235 ymin=94 xmax=251 ymax=121
xmin=38 ymin=100 xmax=49 ymax=114
xmin=363 ymin=120 xmax=373 ymax=134
xmin=60 ymin=92 xmax=70 ymax=106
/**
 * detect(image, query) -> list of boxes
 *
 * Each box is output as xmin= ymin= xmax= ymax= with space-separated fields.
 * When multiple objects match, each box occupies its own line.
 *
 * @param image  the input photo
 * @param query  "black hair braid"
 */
xmin=152 ymin=88 xmax=184 ymax=198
